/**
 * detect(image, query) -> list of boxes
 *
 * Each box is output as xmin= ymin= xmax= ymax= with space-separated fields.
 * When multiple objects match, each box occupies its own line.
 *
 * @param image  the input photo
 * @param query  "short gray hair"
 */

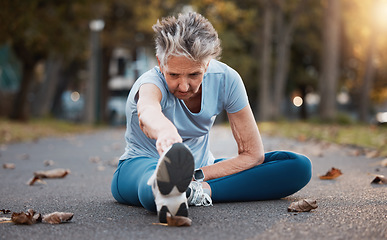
xmin=152 ymin=12 xmax=222 ymax=68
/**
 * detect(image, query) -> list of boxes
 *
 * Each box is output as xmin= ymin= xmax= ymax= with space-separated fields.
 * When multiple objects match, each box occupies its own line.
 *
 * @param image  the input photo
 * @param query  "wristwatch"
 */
xmin=193 ymin=169 xmax=205 ymax=182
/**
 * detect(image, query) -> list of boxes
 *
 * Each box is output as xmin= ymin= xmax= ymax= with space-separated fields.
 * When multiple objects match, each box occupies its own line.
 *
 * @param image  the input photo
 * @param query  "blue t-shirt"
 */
xmin=120 ymin=59 xmax=249 ymax=168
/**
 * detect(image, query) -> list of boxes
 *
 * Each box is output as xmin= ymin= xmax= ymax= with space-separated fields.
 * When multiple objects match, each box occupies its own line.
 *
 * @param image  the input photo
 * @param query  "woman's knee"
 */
xmin=288 ymin=152 xmax=312 ymax=186
xmin=266 ymin=151 xmax=312 ymax=185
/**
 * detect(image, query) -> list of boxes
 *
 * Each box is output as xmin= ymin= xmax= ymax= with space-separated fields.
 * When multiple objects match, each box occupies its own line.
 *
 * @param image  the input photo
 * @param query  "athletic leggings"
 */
xmin=111 ymin=151 xmax=312 ymax=212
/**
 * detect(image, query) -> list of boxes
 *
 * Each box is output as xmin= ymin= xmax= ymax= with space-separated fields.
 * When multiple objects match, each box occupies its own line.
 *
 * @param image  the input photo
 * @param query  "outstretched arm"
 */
xmin=201 ymin=104 xmax=264 ymax=181
xmin=137 ymin=83 xmax=182 ymax=155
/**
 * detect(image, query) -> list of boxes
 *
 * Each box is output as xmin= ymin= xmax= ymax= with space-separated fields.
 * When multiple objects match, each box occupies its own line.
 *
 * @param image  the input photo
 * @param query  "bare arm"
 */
xmin=201 ymin=105 xmax=264 ymax=181
xmin=137 ymin=83 xmax=182 ymax=155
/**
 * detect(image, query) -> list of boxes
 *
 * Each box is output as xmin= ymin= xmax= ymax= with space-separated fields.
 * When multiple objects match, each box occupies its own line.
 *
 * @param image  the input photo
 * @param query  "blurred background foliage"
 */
xmin=0 ymin=0 xmax=387 ymax=126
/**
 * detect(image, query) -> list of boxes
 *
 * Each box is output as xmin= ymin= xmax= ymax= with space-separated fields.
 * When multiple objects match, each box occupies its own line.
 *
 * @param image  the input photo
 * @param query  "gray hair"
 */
xmin=152 ymin=12 xmax=222 ymax=68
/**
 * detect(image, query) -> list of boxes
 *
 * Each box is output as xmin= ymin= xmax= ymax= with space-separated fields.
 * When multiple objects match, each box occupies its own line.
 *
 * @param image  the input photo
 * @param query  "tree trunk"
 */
xmin=84 ymin=30 xmax=103 ymax=124
xmin=272 ymin=10 xmax=292 ymax=120
xmin=31 ymin=57 xmax=63 ymax=117
xmin=101 ymin=46 xmax=113 ymax=124
xmin=10 ymin=61 xmax=36 ymax=121
xmin=257 ymin=0 xmax=274 ymax=121
xmin=272 ymin=0 xmax=305 ymax=120
xmin=359 ymin=28 xmax=377 ymax=122
xmin=319 ymin=0 xmax=341 ymax=121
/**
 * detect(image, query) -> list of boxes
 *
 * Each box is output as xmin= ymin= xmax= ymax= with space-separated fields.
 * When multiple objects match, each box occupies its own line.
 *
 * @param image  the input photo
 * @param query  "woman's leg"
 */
xmin=207 ymin=151 xmax=312 ymax=202
xmin=111 ymin=157 xmax=158 ymax=212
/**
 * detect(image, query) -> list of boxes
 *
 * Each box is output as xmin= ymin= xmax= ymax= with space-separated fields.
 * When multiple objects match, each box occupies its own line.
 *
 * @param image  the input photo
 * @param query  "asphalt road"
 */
xmin=0 ymin=125 xmax=386 ymax=240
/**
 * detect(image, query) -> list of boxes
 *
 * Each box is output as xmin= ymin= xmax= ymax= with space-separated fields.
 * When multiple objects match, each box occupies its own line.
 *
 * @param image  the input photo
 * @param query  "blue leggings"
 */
xmin=111 ymin=151 xmax=312 ymax=212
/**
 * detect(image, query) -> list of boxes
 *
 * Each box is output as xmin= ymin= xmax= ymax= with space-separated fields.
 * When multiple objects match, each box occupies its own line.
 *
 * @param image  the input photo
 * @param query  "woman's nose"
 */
xmin=178 ymin=78 xmax=189 ymax=92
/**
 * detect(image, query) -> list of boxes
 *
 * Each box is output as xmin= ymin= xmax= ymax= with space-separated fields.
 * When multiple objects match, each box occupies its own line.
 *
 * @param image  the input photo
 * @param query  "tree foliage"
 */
xmin=1 ymin=0 xmax=387 ymax=122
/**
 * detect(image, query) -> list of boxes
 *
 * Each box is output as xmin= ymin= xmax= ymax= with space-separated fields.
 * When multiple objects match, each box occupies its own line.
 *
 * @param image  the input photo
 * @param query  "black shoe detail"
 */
xmin=175 ymin=202 xmax=188 ymax=218
xmin=159 ymin=206 xmax=169 ymax=224
xmin=157 ymin=143 xmax=194 ymax=195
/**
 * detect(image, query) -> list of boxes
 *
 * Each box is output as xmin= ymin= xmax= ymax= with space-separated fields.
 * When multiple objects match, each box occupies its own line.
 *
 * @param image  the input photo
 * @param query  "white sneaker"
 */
xmin=148 ymin=143 xmax=194 ymax=223
xmin=186 ymin=181 xmax=213 ymax=207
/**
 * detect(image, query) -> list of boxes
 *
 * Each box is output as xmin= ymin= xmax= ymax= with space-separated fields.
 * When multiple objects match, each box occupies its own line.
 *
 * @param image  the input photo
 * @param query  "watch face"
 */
xmin=194 ymin=169 xmax=204 ymax=180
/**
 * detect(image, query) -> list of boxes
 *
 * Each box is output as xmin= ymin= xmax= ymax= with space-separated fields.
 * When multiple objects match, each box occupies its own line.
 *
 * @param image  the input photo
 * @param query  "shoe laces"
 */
xmin=187 ymin=181 xmax=213 ymax=207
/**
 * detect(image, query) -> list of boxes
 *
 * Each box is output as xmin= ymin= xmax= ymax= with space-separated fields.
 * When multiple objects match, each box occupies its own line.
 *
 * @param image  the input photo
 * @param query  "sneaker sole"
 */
xmin=157 ymin=143 xmax=194 ymax=195
xmin=156 ymin=143 xmax=194 ymax=223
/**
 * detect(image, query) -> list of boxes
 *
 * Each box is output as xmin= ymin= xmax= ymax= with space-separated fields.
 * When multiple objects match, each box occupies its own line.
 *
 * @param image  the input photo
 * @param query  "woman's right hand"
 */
xmin=156 ymin=130 xmax=182 ymax=156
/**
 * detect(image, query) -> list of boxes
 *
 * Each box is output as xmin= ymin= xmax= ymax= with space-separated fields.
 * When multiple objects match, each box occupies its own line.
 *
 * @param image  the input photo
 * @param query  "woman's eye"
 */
xmin=189 ymin=73 xmax=200 ymax=77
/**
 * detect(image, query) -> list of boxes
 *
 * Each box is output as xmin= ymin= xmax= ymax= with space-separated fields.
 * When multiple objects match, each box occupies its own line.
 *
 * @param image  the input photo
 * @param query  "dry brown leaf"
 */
xmin=319 ymin=167 xmax=342 ymax=180
xmin=2 ymin=163 xmax=15 ymax=169
xmin=11 ymin=209 xmax=41 ymax=225
xmin=0 ymin=209 xmax=11 ymax=214
xmin=371 ymin=175 xmax=387 ymax=184
xmin=34 ymin=168 xmax=70 ymax=178
xmin=166 ymin=213 xmax=191 ymax=227
xmin=28 ymin=168 xmax=70 ymax=186
xmin=380 ymin=158 xmax=387 ymax=167
xmin=0 ymin=217 xmax=11 ymax=223
xmin=27 ymin=177 xmax=47 ymax=186
xmin=42 ymin=212 xmax=73 ymax=224
xmin=288 ymin=199 xmax=318 ymax=212
xmin=366 ymin=150 xmax=380 ymax=159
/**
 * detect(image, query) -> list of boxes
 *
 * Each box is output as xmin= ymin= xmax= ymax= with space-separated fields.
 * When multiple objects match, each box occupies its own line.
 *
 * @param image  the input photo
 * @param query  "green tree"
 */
xmin=0 ymin=0 xmax=92 ymax=121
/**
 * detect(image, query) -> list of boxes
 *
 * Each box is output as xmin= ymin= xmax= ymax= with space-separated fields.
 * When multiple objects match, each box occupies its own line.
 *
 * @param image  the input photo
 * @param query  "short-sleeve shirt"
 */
xmin=119 ymin=59 xmax=249 ymax=168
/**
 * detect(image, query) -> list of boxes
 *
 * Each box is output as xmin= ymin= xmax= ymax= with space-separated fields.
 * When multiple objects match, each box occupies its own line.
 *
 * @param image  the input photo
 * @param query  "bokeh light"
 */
xmin=293 ymin=96 xmax=303 ymax=107
xmin=71 ymin=91 xmax=80 ymax=102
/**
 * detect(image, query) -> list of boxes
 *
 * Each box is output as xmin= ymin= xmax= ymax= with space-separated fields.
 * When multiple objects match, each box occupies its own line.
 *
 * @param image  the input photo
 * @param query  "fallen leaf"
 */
xmin=380 ymin=158 xmax=387 ymax=167
xmin=166 ymin=212 xmax=192 ymax=227
xmin=0 ymin=209 xmax=11 ymax=214
xmin=2 ymin=163 xmax=15 ymax=169
xmin=42 ymin=212 xmax=73 ymax=224
xmin=319 ymin=167 xmax=342 ymax=180
xmin=371 ymin=175 xmax=387 ymax=184
xmin=27 ymin=177 xmax=47 ymax=186
xmin=28 ymin=168 xmax=70 ymax=186
xmin=0 ymin=217 xmax=11 ymax=223
xmin=366 ymin=150 xmax=380 ymax=158
xmin=288 ymin=199 xmax=318 ymax=212
xmin=152 ymin=222 xmax=168 ymax=226
xmin=11 ymin=209 xmax=41 ymax=225
xmin=34 ymin=168 xmax=70 ymax=178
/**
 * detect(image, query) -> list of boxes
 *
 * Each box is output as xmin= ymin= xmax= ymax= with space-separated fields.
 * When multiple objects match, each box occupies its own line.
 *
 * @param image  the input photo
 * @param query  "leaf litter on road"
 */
xmin=2 ymin=163 xmax=15 ymax=169
xmin=371 ymin=175 xmax=387 ymax=184
xmin=288 ymin=199 xmax=318 ymax=212
xmin=28 ymin=168 xmax=70 ymax=185
xmin=10 ymin=209 xmax=73 ymax=225
xmin=153 ymin=213 xmax=192 ymax=227
xmin=319 ymin=167 xmax=342 ymax=180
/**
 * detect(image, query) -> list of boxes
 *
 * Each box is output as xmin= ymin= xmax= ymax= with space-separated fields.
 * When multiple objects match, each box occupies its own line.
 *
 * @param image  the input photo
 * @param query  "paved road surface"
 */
xmin=1 ymin=126 xmax=386 ymax=239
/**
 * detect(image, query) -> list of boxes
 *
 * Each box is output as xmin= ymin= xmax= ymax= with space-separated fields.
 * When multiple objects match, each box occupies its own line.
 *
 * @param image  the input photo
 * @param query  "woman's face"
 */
xmin=159 ymin=56 xmax=209 ymax=101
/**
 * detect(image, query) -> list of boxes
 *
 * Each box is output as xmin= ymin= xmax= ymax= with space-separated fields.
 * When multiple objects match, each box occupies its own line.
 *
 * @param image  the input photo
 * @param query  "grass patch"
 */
xmin=259 ymin=121 xmax=387 ymax=157
xmin=0 ymin=118 xmax=99 ymax=144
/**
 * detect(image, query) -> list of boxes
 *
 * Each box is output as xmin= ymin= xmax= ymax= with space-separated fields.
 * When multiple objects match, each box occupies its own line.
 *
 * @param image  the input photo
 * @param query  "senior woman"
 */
xmin=111 ymin=12 xmax=312 ymax=224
